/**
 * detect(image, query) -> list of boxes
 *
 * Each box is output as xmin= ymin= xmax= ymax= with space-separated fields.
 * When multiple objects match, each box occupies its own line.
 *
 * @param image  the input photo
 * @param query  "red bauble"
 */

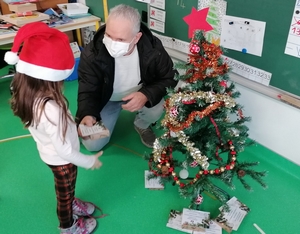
xmin=190 ymin=44 xmax=200 ymax=54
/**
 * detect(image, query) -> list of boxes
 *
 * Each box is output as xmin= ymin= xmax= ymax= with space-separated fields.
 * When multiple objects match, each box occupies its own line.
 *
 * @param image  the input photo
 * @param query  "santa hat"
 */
xmin=4 ymin=22 xmax=74 ymax=81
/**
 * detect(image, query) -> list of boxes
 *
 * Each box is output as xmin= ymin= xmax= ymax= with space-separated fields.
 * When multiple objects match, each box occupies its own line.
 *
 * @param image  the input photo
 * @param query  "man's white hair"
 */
xmin=108 ymin=4 xmax=141 ymax=35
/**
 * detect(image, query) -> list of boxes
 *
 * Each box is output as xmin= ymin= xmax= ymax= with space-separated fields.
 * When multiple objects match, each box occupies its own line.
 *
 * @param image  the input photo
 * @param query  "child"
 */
xmin=5 ymin=22 xmax=102 ymax=234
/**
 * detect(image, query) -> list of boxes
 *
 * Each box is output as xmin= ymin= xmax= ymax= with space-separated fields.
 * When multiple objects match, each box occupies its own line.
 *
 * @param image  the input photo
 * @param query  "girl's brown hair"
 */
xmin=10 ymin=73 xmax=73 ymax=142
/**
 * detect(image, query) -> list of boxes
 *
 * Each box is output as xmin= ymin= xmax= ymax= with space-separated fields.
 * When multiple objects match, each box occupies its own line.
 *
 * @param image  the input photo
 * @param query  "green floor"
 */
xmin=1 ymin=72 xmax=300 ymax=233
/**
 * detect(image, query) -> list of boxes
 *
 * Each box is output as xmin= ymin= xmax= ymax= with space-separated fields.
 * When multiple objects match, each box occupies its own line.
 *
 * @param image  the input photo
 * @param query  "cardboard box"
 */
xmin=8 ymin=3 xmax=37 ymax=12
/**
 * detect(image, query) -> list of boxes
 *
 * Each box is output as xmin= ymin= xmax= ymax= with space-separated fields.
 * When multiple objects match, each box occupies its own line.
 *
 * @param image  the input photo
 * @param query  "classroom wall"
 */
xmin=166 ymin=48 xmax=300 ymax=166
xmin=234 ymin=83 xmax=300 ymax=166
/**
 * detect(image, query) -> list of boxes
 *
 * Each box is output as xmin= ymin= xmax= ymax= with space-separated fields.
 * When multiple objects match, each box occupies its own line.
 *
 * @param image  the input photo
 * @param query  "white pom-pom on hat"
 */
xmin=4 ymin=51 xmax=19 ymax=65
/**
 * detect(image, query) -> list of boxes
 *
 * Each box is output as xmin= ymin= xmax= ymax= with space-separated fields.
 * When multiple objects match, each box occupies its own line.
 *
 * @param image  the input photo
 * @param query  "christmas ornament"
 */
xmin=179 ymin=169 xmax=189 ymax=179
xmin=194 ymin=194 xmax=203 ymax=205
xmin=190 ymin=43 xmax=200 ymax=54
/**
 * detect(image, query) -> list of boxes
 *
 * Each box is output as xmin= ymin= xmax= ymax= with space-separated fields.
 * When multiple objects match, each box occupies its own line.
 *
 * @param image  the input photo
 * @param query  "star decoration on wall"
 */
xmin=183 ymin=7 xmax=213 ymax=38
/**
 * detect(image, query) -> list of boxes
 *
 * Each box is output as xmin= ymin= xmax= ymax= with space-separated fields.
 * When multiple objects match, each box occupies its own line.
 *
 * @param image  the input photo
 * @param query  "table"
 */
xmin=0 ymin=15 xmax=101 ymax=46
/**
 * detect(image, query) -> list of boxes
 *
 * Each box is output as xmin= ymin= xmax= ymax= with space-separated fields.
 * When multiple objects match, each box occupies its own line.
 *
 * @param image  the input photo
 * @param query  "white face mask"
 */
xmin=103 ymin=35 xmax=134 ymax=58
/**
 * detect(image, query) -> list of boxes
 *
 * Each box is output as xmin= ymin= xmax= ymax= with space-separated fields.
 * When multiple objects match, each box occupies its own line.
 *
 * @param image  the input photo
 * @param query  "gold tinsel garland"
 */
xmin=161 ymin=91 xmax=236 ymax=132
xmin=150 ymin=91 xmax=238 ymax=187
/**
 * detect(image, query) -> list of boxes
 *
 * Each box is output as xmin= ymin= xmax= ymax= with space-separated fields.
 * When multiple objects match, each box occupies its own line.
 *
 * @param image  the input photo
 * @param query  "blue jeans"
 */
xmin=81 ymin=99 xmax=164 ymax=151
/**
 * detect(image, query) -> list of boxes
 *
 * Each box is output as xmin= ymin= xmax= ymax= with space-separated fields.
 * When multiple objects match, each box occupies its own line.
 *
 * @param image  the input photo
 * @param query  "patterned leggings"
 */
xmin=48 ymin=163 xmax=77 ymax=228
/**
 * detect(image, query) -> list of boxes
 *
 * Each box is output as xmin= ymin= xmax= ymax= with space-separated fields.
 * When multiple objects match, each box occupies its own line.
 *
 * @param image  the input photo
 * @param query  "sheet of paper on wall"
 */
xmin=222 ymin=55 xmax=272 ymax=86
xmin=144 ymin=170 xmax=164 ymax=189
xmin=284 ymin=0 xmax=300 ymax=58
xmin=152 ymin=31 xmax=189 ymax=54
xmin=150 ymin=6 xmax=166 ymax=22
xmin=214 ymin=196 xmax=250 ymax=233
xmin=150 ymin=0 xmax=165 ymax=10
xmin=149 ymin=18 xmax=165 ymax=33
xmin=220 ymin=15 xmax=266 ymax=57
xmin=173 ymin=38 xmax=190 ymax=54
xmin=198 ymin=0 xmax=227 ymax=45
xmin=136 ymin=0 xmax=151 ymax=3
xmin=166 ymin=209 xmax=222 ymax=234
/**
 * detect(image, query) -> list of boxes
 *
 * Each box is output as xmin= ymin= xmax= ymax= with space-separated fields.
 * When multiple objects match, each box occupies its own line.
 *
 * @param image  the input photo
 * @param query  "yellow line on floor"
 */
xmin=0 ymin=134 xmax=32 ymax=143
xmin=111 ymin=143 xmax=144 ymax=157
xmin=0 ymin=135 xmax=217 ymax=201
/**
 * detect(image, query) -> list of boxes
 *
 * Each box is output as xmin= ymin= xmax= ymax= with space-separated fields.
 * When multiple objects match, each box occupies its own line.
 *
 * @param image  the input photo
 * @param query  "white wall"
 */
xmin=166 ymin=48 xmax=300 ymax=166
xmin=235 ymin=83 xmax=300 ymax=166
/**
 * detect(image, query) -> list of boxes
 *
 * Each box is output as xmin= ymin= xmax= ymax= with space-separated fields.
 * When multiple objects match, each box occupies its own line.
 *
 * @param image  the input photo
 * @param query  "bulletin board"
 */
xmin=150 ymin=0 xmax=300 ymax=97
xmin=85 ymin=0 xmax=300 ymax=97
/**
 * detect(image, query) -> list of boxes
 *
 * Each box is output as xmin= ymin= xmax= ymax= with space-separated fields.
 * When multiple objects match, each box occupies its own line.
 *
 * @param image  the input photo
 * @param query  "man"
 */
xmin=76 ymin=4 xmax=178 ymax=151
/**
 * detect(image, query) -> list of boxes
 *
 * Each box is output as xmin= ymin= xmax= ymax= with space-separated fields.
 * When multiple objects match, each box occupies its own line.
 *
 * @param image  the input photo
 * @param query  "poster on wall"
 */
xmin=149 ymin=0 xmax=166 ymax=33
xmin=220 ymin=15 xmax=266 ymax=57
xmin=285 ymin=0 xmax=300 ymax=58
xmin=198 ymin=0 xmax=227 ymax=45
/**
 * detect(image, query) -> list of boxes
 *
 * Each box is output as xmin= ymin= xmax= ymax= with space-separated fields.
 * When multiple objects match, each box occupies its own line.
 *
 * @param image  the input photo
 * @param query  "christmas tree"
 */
xmin=147 ymin=30 xmax=267 ymax=209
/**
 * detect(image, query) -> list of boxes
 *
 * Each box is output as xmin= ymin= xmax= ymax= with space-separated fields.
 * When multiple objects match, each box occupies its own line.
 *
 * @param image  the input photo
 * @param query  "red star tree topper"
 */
xmin=183 ymin=7 xmax=213 ymax=38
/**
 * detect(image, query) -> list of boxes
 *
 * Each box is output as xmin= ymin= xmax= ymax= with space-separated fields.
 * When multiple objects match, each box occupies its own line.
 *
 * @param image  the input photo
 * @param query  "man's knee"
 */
xmin=82 ymin=138 xmax=110 ymax=152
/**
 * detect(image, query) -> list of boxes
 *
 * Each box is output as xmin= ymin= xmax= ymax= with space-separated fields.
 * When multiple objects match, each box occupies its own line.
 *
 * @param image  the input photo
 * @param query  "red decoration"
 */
xmin=190 ymin=44 xmax=200 ymax=54
xmin=194 ymin=194 xmax=203 ymax=205
xmin=183 ymin=7 xmax=213 ymax=38
xmin=190 ymin=161 xmax=198 ymax=167
xmin=220 ymin=80 xmax=227 ymax=87
xmin=238 ymin=109 xmax=244 ymax=119
xmin=182 ymin=99 xmax=196 ymax=104
xmin=170 ymin=106 xmax=179 ymax=117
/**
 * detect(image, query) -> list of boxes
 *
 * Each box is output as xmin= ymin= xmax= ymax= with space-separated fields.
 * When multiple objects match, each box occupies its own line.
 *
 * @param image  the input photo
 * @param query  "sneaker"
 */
xmin=134 ymin=125 xmax=156 ymax=148
xmin=59 ymin=215 xmax=97 ymax=234
xmin=73 ymin=198 xmax=95 ymax=217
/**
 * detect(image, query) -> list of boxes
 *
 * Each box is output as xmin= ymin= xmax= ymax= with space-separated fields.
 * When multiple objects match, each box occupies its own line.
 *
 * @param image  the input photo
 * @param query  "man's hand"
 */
xmin=122 ymin=92 xmax=147 ymax=112
xmin=78 ymin=115 xmax=97 ymax=138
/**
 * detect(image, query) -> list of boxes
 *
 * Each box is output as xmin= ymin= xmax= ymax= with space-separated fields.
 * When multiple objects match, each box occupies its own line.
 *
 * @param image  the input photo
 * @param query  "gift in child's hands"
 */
xmin=79 ymin=121 xmax=110 ymax=140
